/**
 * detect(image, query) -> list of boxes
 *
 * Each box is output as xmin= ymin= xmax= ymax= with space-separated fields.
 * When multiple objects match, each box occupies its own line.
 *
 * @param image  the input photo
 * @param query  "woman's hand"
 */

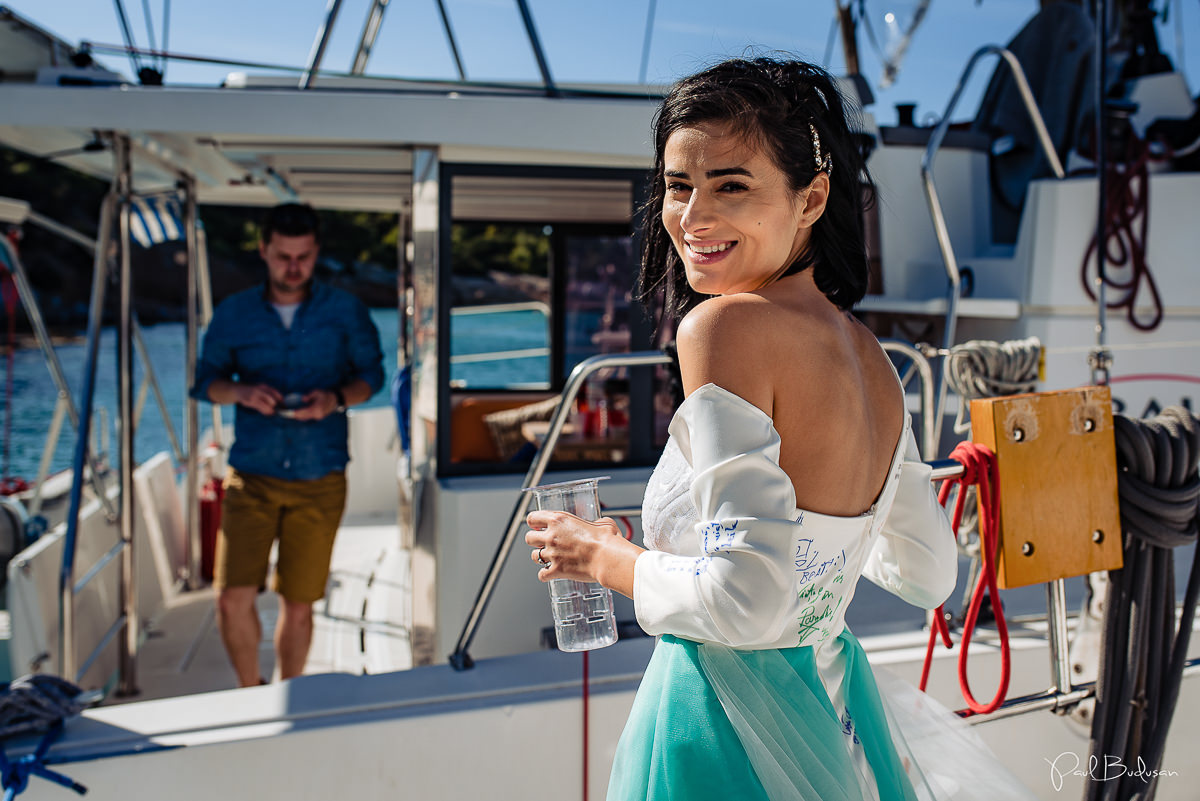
xmin=525 ymin=511 xmax=642 ymax=599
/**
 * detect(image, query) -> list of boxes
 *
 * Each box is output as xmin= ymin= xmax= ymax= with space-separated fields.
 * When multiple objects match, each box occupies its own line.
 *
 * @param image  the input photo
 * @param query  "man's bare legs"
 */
xmin=216 ymin=586 xmax=262 ymax=687
xmin=275 ymin=598 xmax=314 ymax=680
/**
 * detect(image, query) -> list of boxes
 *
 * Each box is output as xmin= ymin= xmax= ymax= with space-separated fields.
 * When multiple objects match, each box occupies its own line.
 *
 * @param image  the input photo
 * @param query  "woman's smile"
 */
xmin=685 ymin=238 xmax=737 ymax=262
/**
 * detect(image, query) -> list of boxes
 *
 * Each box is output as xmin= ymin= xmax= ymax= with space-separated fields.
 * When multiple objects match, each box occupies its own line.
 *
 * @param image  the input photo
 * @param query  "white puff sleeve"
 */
xmin=633 ymin=384 xmax=806 ymax=648
xmin=860 ymin=429 xmax=958 ymax=610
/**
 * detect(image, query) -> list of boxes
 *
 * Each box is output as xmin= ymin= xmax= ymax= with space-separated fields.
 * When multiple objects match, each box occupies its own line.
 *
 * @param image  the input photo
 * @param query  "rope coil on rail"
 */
xmin=944 ymin=337 xmax=1041 ymax=434
xmin=1085 ymin=407 xmax=1199 ymax=801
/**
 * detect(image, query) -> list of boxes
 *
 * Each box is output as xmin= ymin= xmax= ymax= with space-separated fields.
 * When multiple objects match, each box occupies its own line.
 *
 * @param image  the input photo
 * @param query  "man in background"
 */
xmin=193 ymin=203 xmax=384 ymax=686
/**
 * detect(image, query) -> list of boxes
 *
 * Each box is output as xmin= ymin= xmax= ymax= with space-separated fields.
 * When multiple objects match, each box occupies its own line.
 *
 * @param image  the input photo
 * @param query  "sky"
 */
xmin=6 ymin=0 xmax=1200 ymax=125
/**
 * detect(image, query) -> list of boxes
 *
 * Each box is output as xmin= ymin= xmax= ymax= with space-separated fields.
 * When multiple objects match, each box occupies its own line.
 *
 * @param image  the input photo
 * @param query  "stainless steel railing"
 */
xmin=55 ymin=134 xmax=209 ymax=690
xmin=60 ymin=154 xmax=121 ymax=684
xmin=880 ymin=338 xmax=937 ymax=460
xmin=9 ymin=199 xmax=195 ymax=521
xmin=921 ymin=45 xmax=1066 ymax=445
xmin=0 ymin=231 xmax=116 ymax=522
xmin=450 ymin=350 xmax=672 ymax=669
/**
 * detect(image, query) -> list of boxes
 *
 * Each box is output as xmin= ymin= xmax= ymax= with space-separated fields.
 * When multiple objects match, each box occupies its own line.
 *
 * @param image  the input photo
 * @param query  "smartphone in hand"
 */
xmin=277 ymin=392 xmax=307 ymax=418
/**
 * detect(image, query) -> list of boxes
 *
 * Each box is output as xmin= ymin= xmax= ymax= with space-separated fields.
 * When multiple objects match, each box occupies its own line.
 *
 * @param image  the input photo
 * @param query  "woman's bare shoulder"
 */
xmin=676 ymin=295 xmax=820 ymax=418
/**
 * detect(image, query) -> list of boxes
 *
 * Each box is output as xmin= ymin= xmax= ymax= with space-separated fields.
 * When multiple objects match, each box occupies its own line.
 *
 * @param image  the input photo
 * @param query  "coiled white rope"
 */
xmin=944 ymin=336 xmax=1042 ymax=434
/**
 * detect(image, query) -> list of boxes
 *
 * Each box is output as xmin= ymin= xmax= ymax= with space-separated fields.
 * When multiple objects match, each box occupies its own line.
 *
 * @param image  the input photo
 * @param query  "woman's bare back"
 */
xmin=676 ymin=271 xmax=904 ymax=517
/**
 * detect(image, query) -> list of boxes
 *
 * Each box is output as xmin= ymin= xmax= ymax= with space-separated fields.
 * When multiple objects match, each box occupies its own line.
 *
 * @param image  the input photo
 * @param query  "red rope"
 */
xmin=582 ymin=650 xmax=590 ymax=801
xmin=919 ymin=441 xmax=1012 ymax=715
xmin=579 ymin=514 xmax=632 ymax=800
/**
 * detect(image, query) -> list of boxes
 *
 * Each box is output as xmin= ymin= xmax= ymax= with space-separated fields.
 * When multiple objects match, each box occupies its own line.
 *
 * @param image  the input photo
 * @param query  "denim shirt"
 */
xmin=192 ymin=282 xmax=385 ymax=481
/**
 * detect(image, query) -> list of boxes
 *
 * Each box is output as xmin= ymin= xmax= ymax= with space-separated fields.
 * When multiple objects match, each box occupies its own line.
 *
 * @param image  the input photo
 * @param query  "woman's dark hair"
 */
xmin=261 ymin=202 xmax=321 ymax=245
xmin=637 ymin=57 xmax=875 ymax=324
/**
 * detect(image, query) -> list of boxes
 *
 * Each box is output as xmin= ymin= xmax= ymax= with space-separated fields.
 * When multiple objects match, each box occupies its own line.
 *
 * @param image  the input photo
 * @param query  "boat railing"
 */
xmin=52 ymin=134 xmax=212 ymax=693
xmin=448 ymin=302 xmax=552 ymax=367
xmin=921 ymin=45 xmax=1065 ymax=445
xmin=0 ymin=220 xmax=116 ymax=523
xmin=60 ymin=170 xmax=122 ymax=687
xmin=879 ymin=339 xmax=937 ymax=460
xmin=450 ymin=349 xmax=673 ymax=669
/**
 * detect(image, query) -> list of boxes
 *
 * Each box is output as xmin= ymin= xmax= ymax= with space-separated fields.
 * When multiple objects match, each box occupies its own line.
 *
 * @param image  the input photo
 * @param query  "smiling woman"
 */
xmin=525 ymin=56 xmax=1036 ymax=801
xmin=661 ymin=122 xmax=826 ymax=297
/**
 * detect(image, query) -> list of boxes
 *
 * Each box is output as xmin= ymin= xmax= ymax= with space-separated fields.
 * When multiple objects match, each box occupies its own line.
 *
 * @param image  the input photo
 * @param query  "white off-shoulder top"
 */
xmin=634 ymin=382 xmax=957 ymax=652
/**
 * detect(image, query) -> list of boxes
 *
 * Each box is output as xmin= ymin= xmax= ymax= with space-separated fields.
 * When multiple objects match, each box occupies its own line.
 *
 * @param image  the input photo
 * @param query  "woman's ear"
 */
xmin=797 ymin=172 xmax=830 ymax=229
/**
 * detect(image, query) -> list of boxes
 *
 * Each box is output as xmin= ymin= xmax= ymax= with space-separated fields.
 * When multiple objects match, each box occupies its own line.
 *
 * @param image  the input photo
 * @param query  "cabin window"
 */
xmin=441 ymin=168 xmax=662 ymax=473
xmin=448 ymin=222 xmax=552 ymax=391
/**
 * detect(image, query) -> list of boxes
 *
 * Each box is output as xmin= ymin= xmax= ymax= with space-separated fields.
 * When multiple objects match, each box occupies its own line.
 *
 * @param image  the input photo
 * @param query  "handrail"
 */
xmin=184 ymin=176 xmax=203 ymax=589
xmin=60 ymin=186 xmax=117 ymax=680
xmin=115 ymin=135 xmax=139 ymax=696
xmin=921 ymin=45 xmax=1065 ymax=445
xmin=966 ymin=656 xmax=1200 ymax=725
xmin=449 ymin=350 xmax=672 ymax=669
xmin=879 ymin=339 xmax=937 ymax=460
xmin=59 ymin=135 xmax=142 ymax=694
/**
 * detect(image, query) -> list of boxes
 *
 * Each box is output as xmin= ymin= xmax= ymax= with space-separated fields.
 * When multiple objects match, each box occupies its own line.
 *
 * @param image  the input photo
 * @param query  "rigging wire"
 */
xmin=823 ymin=8 xmax=841 ymax=68
xmin=109 ymin=0 xmax=145 ymax=77
xmin=139 ymin=0 xmax=158 ymax=64
xmin=161 ymin=0 xmax=171 ymax=77
xmin=638 ymin=0 xmax=657 ymax=85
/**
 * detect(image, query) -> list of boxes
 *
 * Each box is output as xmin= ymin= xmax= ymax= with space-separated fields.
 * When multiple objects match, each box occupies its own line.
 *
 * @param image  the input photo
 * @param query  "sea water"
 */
xmin=2 ymin=311 xmax=397 ymax=480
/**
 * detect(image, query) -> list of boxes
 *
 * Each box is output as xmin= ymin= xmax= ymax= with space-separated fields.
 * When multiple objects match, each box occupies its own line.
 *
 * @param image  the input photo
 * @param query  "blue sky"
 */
xmin=8 ymin=1 xmax=1199 ymax=125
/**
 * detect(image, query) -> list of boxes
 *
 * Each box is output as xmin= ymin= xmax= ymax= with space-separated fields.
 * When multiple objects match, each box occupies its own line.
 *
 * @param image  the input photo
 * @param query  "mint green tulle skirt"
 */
xmin=606 ymin=631 xmax=917 ymax=801
xmin=606 ymin=632 xmax=1038 ymax=801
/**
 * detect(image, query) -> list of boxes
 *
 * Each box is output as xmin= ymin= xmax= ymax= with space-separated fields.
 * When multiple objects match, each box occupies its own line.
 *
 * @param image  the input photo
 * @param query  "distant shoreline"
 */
xmin=1 ymin=332 xmax=88 ymax=352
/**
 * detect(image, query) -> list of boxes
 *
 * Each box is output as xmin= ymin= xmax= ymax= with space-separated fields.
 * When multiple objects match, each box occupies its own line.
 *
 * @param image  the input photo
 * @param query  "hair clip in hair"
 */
xmin=809 ymin=123 xmax=833 ymax=177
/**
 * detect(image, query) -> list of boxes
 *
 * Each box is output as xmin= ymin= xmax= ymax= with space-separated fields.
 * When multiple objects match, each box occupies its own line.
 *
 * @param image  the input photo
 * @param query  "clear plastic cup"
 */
xmin=525 ymin=477 xmax=618 ymax=652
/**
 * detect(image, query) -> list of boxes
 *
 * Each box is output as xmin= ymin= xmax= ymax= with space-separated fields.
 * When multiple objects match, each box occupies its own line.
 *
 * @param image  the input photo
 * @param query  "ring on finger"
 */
xmin=536 ymin=547 xmax=550 ymax=567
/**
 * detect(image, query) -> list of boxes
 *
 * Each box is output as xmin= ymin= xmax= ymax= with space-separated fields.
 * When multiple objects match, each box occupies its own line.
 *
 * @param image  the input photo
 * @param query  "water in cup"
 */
xmin=525 ymin=477 xmax=618 ymax=652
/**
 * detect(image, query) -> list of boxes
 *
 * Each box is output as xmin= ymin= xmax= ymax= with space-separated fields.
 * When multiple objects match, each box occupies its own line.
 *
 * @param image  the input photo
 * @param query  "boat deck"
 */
xmin=128 ymin=513 xmax=412 ymax=702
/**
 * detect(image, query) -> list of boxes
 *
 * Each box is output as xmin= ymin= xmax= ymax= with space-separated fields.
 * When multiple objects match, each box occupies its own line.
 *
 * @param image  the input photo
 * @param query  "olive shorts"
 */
xmin=215 ymin=468 xmax=347 ymax=603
